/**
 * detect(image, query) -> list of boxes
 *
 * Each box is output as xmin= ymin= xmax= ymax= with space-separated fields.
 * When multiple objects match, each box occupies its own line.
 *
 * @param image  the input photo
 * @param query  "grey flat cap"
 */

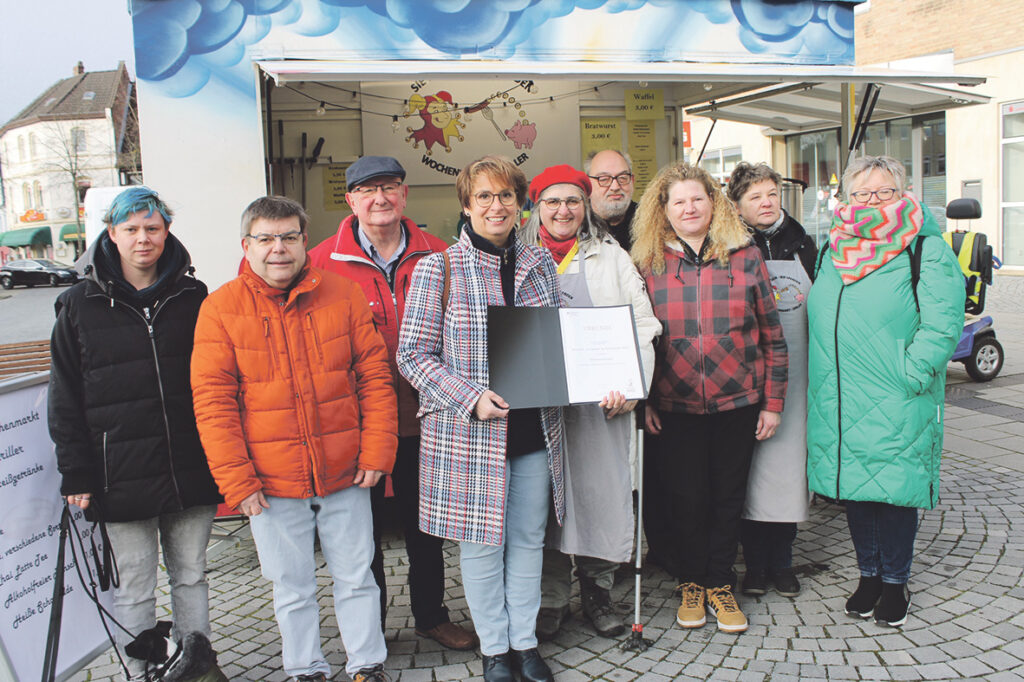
xmin=346 ymin=156 xmax=407 ymax=190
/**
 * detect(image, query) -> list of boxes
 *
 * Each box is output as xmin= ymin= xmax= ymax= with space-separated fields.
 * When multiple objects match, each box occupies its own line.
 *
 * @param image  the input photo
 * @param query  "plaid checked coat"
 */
xmin=396 ymin=229 xmax=565 ymax=546
xmin=645 ymin=243 xmax=787 ymax=415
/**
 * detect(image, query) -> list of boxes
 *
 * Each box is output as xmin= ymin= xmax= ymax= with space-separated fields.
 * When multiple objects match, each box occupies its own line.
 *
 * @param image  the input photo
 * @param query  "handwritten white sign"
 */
xmin=0 ymin=378 xmax=112 ymax=682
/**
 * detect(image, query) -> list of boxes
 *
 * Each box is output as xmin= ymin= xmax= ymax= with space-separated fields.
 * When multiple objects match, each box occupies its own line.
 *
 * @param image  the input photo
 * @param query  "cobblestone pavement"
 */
xmin=70 ymin=275 xmax=1024 ymax=682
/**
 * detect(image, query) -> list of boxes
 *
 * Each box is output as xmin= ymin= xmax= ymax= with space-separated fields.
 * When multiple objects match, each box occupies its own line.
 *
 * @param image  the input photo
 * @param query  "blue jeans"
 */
xmin=105 ymin=504 xmax=216 ymax=679
xmin=845 ymin=501 xmax=918 ymax=584
xmin=460 ymin=449 xmax=551 ymax=656
xmin=249 ymin=487 xmax=385 ymax=678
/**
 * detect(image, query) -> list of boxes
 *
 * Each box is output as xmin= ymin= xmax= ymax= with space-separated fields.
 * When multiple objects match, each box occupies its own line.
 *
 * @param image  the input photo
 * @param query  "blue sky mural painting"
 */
xmin=132 ymin=0 xmax=860 ymax=100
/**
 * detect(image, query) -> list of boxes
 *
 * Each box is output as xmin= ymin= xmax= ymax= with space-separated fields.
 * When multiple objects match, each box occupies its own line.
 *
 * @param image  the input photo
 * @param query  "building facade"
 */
xmin=0 ymin=62 xmax=139 ymax=264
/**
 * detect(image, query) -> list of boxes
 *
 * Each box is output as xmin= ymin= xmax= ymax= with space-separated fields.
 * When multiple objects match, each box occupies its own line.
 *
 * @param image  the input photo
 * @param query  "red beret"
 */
xmin=529 ymin=164 xmax=592 ymax=203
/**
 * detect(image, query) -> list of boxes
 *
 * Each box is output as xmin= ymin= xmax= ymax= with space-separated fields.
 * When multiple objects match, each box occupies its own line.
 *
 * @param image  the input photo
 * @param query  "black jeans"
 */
xmin=371 ymin=435 xmax=450 ymax=630
xmin=653 ymin=405 xmax=760 ymax=588
xmin=740 ymin=519 xmax=798 ymax=573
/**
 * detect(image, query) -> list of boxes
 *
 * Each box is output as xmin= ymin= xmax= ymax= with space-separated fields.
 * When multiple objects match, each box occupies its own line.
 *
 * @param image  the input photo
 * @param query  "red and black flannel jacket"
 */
xmin=645 ymin=243 xmax=787 ymax=415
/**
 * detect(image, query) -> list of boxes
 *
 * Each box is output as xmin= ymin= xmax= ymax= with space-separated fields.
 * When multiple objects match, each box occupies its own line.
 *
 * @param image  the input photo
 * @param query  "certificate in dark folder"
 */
xmin=488 ymin=305 xmax=647 ymax=409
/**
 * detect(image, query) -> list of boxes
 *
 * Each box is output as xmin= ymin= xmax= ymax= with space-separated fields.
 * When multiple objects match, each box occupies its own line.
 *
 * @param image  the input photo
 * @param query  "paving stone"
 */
xmin=69 ymin=310 xmax=1024 ymax=681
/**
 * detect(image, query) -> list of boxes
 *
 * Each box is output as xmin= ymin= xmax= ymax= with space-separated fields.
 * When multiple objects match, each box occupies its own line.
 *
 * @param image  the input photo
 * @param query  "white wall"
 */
xmin=947 ymin=49 xmax=1024 ymax=267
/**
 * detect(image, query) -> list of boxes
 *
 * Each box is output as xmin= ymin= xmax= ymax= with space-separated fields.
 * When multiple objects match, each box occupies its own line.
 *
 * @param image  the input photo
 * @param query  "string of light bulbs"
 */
xmin=283 ymin=81 xmax=616 ymax=119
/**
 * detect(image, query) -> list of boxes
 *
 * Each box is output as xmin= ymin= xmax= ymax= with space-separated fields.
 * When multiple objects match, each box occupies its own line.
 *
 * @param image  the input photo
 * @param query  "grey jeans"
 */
xmin=105 ymin=504 xmax=217 ymax=679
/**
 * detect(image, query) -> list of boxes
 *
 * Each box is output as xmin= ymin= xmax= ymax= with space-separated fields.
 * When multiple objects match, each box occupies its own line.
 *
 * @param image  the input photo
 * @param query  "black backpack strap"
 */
xmin=908 ymin=235 xmax=925 ymax=313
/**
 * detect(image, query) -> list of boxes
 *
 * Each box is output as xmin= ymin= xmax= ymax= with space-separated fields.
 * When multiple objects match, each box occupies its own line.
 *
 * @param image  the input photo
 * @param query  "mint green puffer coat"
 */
xmin=806 ymin=210 xmax=964 ymax=509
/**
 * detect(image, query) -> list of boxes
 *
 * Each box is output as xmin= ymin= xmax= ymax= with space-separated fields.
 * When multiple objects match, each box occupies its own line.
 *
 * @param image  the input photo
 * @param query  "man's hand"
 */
xmin=238 ymin=491 xmax=270 ymax=517
xmin=474 ymin=389 xmax=510 ymax=420
xmin=755 ymin=410 xmax=781 ymax=441
xmin=354 ymin=469 xmax=384 ymax=488
xmin=644 ymin=404 xmax=661 ymax=434
xmin=66 ymin=493 xmax=92 ymax=510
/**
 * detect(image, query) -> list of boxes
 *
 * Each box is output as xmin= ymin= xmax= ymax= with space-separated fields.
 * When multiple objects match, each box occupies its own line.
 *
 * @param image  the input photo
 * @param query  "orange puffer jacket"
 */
xmin=192 ymin=261 xmax=397 ymax=508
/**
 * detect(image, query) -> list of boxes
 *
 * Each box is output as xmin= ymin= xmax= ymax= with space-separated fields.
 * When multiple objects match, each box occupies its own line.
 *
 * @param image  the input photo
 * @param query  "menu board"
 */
xmin=0 ymin=378 xmax=112 ymax=682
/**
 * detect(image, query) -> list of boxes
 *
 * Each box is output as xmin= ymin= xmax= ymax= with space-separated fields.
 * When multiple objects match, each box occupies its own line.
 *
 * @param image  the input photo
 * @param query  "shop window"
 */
xmin=1002 ymin=101 xmax=1024 ymax=265
xmin=786 ymin=130 xmax=840 ymax=244
xmin=701 ymin=147 xmax=742 ymax=183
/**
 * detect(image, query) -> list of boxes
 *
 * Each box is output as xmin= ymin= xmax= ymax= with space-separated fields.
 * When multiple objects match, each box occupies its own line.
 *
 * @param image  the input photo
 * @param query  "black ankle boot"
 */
xmin=511 ymin=648 xmax=554 ymax=682
xmin=482 ymin=652 xmax=514 ymax=682
xmin=874 ymin=582 xmax=911 ymax=627
xmin=845 ymin=575 xmax=883 ymax=618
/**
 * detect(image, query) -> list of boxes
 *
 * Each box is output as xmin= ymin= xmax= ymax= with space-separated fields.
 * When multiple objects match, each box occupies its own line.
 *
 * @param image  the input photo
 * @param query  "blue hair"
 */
xmin=103 ymin=186 xmax=173 ymax=227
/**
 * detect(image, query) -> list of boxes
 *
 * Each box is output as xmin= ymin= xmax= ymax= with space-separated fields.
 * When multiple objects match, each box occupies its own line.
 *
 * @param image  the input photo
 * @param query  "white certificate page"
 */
xmin=558 ymin=306 xmax=645 ymax=404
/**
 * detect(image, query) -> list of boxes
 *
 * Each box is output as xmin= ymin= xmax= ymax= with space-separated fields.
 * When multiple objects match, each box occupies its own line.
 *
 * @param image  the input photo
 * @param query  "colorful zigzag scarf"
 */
xmin=829 ymin=193 xmax=923 ymax=285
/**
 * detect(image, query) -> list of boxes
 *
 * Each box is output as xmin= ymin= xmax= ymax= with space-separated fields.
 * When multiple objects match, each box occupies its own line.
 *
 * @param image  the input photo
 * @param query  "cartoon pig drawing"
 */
xmin=504 ymin=120 xmax=537 ymax=150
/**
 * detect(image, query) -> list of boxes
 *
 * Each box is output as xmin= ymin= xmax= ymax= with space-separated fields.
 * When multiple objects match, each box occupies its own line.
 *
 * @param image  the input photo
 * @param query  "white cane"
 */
xmin=620 ymin=428 xmax=653 ymax=651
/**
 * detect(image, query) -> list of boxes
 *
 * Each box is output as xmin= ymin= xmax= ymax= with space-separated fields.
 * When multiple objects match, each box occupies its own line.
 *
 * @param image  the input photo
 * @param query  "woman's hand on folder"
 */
xmin=600 ymin=390 xmax=635 ymax=419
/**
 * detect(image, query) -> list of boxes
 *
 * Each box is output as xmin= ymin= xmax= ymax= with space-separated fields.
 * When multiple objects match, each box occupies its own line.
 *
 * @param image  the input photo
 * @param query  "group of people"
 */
xmin=48 ymin=148 xmax=964 ymax=682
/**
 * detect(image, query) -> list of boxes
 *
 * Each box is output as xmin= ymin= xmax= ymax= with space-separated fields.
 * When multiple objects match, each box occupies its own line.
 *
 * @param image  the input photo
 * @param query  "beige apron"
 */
xmin=548 ymin=248 xmax=634 ymax=562
xmin=743 ymin=254 xmax=811 ymax=523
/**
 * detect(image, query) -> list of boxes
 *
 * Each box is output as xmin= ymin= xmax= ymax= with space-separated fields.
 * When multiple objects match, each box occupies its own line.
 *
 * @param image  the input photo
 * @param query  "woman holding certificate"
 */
xmin=518 ymin=164 xmax=660 ymax=641
xmin=632 ymin=162 xmax=787 ymax=634
xmin=397 ymin=155 xmax=563 ymax=682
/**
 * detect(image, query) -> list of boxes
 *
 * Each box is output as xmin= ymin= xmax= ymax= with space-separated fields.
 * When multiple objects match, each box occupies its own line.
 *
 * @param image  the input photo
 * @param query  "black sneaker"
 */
xmin=294 ymin=674 xmax=327 ymax=682
xmin=768 ymin=567 xmax=801 ymax=597
xmin=844 ymin=575 xmax=883 ymax=618
xmin=874 ymin=582 xmax=911 ymax=627
xmin=741 ymin=570 xmax=767 ymax=596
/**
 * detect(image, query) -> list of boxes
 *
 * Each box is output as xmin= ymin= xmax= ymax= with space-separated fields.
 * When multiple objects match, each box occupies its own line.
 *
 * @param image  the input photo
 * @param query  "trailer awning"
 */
xmin=685 ymin=80 xmax=991 ymax=133
xmin=59 ymin=224 xmax=86 ymax=242
xmin=257 ymin=58 xmax=986 ymax=113
xmin=0 ymin=226 xmax=52 ymax=248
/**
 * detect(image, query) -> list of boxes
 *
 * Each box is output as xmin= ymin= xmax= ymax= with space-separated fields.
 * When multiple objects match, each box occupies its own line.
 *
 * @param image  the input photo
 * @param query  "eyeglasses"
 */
xmin=588 ymin=172 xmax=633 ymax=188
xmin=351 ymin=182 xmax=402 ymax=196
xmin=850 ymin=187 xmax=898 ymax=203
xmin=539 ymin=196 xmax=584 ymax=210
xmin=246 ymin=231 xmax=304 ymax=246
xmin=473 ymin=190 xmax=518 ymax=208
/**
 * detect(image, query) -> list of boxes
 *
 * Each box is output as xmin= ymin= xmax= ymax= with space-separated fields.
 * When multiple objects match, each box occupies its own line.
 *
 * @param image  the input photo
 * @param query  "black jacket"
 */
xmin=48 ymin=232 xmax=221 ymax=522
xmin=749 ymin=210 xmax=818 ymax=280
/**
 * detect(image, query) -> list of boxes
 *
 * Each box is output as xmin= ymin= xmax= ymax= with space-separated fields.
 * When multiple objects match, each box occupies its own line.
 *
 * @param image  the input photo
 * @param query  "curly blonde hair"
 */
xmin=631 ymin=162 xmax=750 ymax=274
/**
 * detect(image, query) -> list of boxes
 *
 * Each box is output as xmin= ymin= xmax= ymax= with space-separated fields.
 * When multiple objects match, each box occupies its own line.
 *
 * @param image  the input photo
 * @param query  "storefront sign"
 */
xmin=0 ymin=378 xmax=112 ymax=681
xmin=19 ymin=209 xmax=45 ymax=223
xmin=628 ymin=121 xmax=658 ymax=195
xmin=580 ymin=119 xmax=622 ymax=161
xmin=625 ymin=89 xmax=664 ymax=120
xmin=322 ymin=163 xmax=352 ymax=212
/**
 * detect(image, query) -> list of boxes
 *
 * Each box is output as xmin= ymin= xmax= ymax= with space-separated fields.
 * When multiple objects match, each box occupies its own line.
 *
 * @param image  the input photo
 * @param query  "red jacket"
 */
xmin=645 ymin=243 xmax=787 ymax=415
xmin=192 ymin=261 xmax=397 ymax=508
xmin=309 ymin=215 xmax=448 ymax=437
